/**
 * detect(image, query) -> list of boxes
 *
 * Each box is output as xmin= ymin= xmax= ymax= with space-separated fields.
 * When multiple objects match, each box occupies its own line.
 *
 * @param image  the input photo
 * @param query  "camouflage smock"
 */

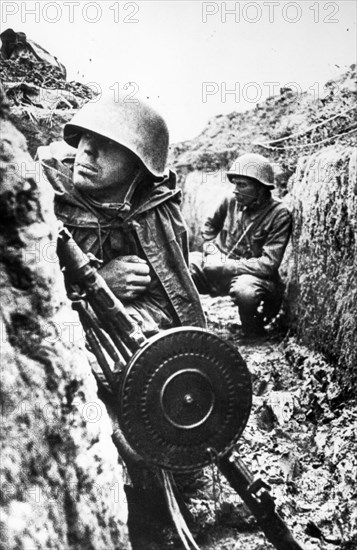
xmin=39 ymin=142 xmax=205 ymax=334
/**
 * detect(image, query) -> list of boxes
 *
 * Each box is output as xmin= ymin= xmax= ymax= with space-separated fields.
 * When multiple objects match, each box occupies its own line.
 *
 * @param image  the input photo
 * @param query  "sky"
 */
xmin=1 ymin=0 xmax=356 ymax=142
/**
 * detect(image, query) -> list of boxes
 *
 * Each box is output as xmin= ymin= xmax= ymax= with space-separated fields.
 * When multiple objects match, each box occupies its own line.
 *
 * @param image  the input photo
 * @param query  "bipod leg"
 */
xmin=72 ymin=300 xmax=117 ymax=389
xmin=219 ymin=452 xmax=305 ymax=550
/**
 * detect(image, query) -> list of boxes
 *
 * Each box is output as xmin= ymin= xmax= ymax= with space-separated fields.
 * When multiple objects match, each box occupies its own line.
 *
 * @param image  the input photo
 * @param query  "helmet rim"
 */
xmin=226 ymin=153 xmax=275 ymax=189
xmin=63 ymin=95 xmax=169 ymax=178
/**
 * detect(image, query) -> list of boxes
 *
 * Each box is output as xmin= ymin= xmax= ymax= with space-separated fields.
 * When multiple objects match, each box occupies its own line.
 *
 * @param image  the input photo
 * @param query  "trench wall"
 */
xmin=0 ymin=114 xmax=130 ymax=549
xmin=286 ymin=145 xmax=357 ymax=393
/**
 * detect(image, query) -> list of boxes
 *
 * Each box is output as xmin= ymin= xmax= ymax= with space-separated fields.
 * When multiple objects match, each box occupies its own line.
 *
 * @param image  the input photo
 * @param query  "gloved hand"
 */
xmin=99 ymin=255 xmax=151 ymax=301
xmin=203 ymin=257 xmax=239 ymax=277
xmin=202 ymin=257 xmax=240 ymax=295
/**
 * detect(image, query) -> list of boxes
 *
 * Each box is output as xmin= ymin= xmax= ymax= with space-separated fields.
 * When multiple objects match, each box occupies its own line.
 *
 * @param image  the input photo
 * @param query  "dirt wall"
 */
xmin=286 ymin=145 xmax=357 ymax=393
xmin=0 ymin=108 xmax=130 ymax=548
xmin=180 ymin=168 xmax=232 ymax=250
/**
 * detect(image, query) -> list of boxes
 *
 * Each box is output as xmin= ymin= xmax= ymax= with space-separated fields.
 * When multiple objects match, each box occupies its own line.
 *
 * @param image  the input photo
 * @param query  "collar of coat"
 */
xmin=38 ymin=141 xmax=181 ymax=227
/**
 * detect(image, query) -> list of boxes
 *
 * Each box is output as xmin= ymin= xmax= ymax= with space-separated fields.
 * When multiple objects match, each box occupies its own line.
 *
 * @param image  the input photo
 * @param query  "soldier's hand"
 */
xmin=202 ymin=258 xmax=240 ymax=294
xmin=203 ymin=258 xmax=239 ymax=277
xmin=99 ymin=255 xmax=151 ymax=300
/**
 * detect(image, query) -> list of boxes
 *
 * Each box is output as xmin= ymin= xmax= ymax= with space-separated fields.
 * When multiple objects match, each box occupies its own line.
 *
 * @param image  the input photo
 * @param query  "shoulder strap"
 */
xmin=248 ymin=200 xmax=280 ymax=235
xmin=227 ymin=201 xmax=279 ymax=259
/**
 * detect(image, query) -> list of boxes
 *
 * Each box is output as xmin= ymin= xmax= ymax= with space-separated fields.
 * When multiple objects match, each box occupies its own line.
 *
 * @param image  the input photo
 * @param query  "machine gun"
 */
xmin=57 ymin=225 xmax=305 ymax=550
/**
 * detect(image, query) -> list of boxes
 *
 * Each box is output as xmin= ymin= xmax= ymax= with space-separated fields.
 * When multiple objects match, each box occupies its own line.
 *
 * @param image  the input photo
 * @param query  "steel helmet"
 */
xmin=63 ymin=94 xmax=169 ymax=178
xmin=227 ymin=153 xmax=275 ymax=189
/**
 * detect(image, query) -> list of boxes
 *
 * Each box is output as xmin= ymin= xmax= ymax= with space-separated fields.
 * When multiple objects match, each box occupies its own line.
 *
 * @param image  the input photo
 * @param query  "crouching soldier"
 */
xmin=190 ymin=153 xmax=292 ymax=336
xmin=38 ymin=94 xmax=205 ymax=548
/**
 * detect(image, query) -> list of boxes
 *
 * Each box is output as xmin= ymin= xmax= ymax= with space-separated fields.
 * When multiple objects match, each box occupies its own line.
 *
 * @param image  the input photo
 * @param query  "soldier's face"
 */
xmin=73 ymin=131 xmax=140 ymax=202
xmin=231 ymin=176 xmax=261 ymax=207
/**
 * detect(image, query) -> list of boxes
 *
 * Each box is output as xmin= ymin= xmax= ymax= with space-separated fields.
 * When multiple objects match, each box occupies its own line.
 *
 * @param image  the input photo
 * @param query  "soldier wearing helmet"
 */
xmin=38 ymin=94 xmax=205 ymax=548
xmin=190 ymin=153 xmax=292 ymax=336
xmin=39 ymin=94 xmax=205 ymax=335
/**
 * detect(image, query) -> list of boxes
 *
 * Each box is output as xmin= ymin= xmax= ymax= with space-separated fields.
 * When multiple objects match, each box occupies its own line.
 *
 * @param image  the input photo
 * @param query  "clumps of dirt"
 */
xmin=0 ymin=32 xmax=97 ymax=157
xmin=0 ymin=57 xmax=95 ymax=101
xmin=1 ymin=56 xmax=64 ymax=84
xmin=284 ymin=340 xmax=357 ymax=547
xmin=170 ymin=65 xmax=357 ymax=192
xmin=182 ymin=296 xmax=357 ymax=550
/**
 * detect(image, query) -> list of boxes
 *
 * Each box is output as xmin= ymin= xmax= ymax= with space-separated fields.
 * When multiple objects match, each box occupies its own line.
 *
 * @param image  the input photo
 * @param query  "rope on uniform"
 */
xmin=257 ymin=126 xmax=357 ymax=151
xmin=254 ymin=105 xmax=356 ymax=147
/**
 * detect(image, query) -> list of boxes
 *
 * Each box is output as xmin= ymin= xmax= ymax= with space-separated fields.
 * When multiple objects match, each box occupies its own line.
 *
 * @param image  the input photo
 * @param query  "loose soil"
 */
xmin=174 ymin=296 xmax=357 ymax=550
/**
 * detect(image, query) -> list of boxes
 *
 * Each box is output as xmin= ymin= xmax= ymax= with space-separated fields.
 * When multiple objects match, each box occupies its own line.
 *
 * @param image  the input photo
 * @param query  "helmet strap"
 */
xmin=89 ymin=169 xmax=145 ymax=214
xmin=246 ymin=186 xmax=271 ymax=212
xmin=118 ymin=169 xmax=144 ymax=213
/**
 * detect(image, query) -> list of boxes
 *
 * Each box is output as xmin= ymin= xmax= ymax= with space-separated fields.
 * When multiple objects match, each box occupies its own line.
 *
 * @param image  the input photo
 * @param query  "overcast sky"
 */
xmin=1 ymin=0 xmax=356 ymax=142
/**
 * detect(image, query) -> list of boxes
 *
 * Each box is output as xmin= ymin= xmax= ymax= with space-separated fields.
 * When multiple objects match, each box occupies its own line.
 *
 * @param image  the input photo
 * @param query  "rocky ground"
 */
xmin=173 ymin=296 xmax=357 ymax=550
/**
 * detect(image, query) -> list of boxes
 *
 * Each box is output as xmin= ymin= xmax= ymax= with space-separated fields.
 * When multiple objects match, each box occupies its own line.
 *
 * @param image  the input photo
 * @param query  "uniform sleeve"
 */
xmin=235 ymin=208 xmax=292 ymax=278
xmin=125 ymin=294 xmax=174 ymax=336
xmin=201 ymin=197 xmax=229 ymax=241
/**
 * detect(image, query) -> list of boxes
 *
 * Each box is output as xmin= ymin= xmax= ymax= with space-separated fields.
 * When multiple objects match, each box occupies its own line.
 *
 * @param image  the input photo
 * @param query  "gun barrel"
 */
xmin=219 ymin=454 xmax=305 ymax=550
